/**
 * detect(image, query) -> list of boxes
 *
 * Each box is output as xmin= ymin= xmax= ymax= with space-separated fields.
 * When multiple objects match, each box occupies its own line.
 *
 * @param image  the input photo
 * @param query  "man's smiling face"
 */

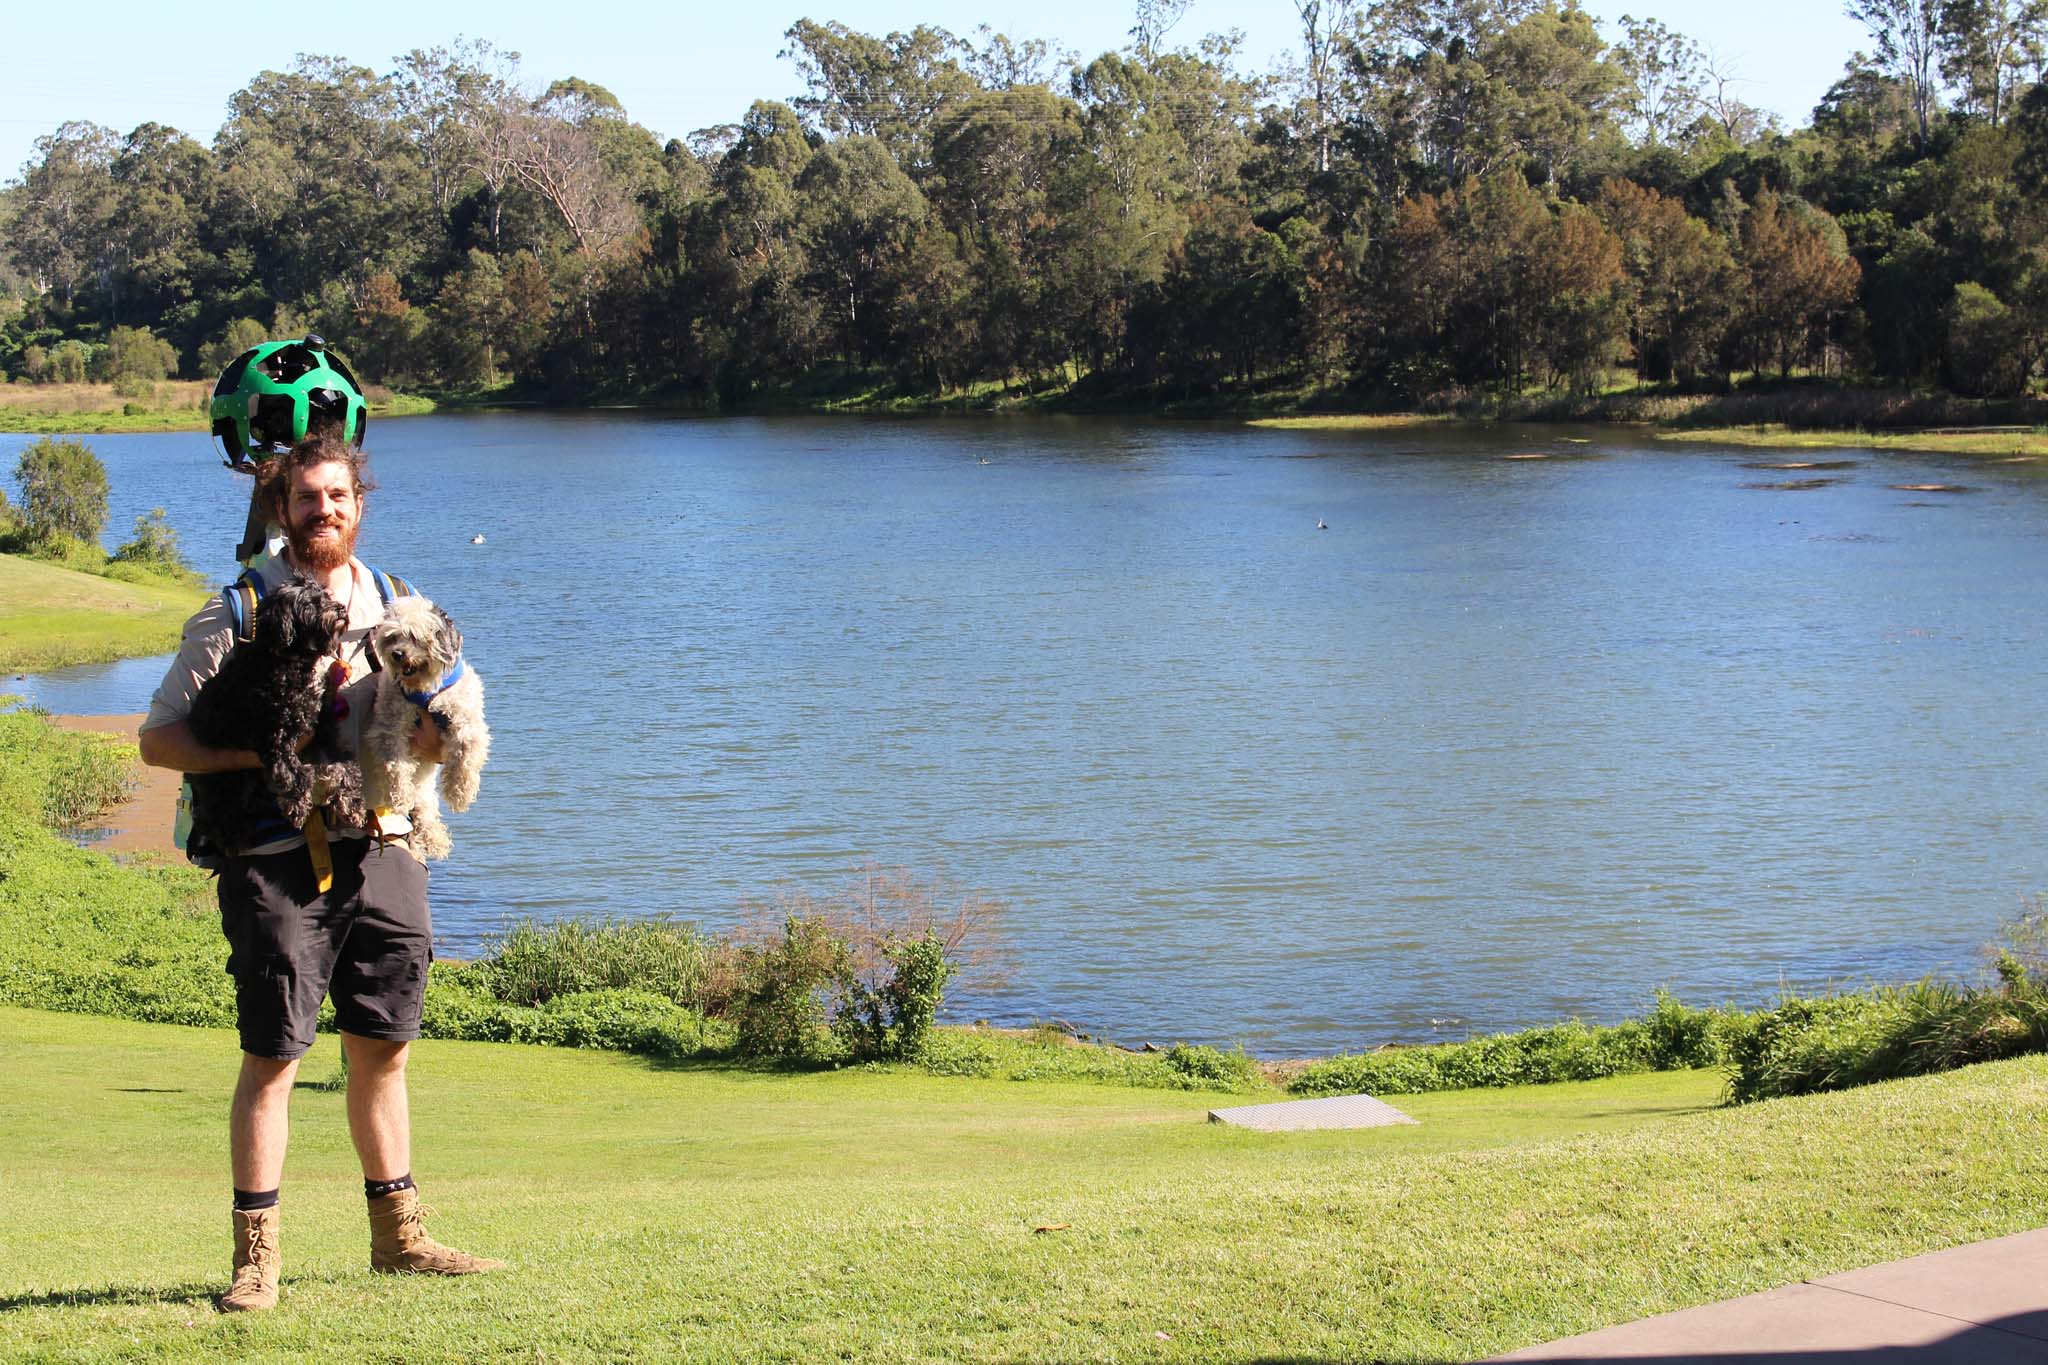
xmin=280 ymin=459 xmax=363 ymax=571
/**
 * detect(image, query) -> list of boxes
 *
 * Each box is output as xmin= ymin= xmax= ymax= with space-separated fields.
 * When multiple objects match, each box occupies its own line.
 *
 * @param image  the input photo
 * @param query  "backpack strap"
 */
xmin=221 ymin=570 xmax=265 ymax=644
xmin=368 ymin=567 xmax=415 ymax=605
xmin=230 ymin=566 xmax=415 ymax=640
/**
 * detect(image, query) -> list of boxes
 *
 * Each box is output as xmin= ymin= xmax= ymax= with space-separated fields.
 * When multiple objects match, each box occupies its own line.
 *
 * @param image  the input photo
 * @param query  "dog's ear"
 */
xmin=433 ymin=605 xmax=463 ymax=657
xmin=272 ymin=599 xmax=297 ymax=650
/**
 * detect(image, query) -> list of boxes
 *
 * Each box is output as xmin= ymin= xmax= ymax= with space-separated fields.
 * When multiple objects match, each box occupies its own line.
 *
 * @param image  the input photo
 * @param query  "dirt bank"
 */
xmin=51 ymin=713 xmax=181 ymax=858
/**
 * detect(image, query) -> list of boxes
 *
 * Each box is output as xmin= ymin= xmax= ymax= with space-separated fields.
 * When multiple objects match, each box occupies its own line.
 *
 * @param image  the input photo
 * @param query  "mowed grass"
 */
xmin=0 ymin=553 xmax=207 ymax=671
xmin=5 ymin=1007 xmax=2047 ymax=1362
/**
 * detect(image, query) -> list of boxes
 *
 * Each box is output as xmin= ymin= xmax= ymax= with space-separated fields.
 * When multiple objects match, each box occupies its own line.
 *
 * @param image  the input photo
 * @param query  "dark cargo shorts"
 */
xmin=218 ymin=839 xmax=432 ymax=1059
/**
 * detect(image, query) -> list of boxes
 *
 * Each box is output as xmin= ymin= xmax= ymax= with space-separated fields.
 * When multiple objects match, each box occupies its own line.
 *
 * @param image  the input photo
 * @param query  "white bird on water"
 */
xmin=1316 ymin=518 xmax=1328 ymax=531
xmin=470 ymin=534 xmax=486 ymax=544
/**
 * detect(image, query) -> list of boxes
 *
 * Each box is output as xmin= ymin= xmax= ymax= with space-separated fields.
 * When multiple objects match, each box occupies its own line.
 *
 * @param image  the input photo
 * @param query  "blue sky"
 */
xmin=4 ymin=1 xmax=1870 ymax=181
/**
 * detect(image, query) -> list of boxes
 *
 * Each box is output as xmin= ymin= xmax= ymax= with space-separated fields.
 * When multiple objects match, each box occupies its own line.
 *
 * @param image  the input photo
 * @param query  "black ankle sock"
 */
xmin=365 ymin=1173 xmax=415 ymax=1201
xmin=232 ymin=1188 xmax=279 ymax=1212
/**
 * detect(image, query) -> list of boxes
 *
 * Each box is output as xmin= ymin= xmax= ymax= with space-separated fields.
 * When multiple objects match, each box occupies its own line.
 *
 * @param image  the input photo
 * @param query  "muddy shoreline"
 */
xmin=51 ymin=713 xmax=181 ymax=857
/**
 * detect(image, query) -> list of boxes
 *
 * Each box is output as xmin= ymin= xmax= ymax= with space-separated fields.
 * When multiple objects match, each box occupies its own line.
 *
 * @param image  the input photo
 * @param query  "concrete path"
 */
xmin=1488 ymin=1227 xmax=2048 ymax=1361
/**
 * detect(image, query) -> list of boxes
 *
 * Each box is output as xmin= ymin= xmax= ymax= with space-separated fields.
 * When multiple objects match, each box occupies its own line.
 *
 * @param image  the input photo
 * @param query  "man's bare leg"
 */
xmin=341 ymin=1033 xmax=411 ymax=1180
xmin=230 ymin=1053 xmax=300 ymax=1190
xmin=346 ymin=1032 xmax=505 ymax=1275
xmin=223 ymin=1052 xmax=297 ymax=1312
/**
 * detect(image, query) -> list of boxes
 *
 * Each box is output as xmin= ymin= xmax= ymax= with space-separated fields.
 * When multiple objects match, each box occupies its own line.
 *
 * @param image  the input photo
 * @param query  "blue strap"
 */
xmin=222 ymin=570 xmax=265 ymax=641
xmin=402 ymin=657 xmax=467 ymax=709
xmin=367 ymin=566 xmax=415 ymax=605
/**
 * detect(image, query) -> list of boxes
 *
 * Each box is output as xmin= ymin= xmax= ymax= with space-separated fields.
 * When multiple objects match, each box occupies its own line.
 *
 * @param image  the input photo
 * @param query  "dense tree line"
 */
xmin=4 ymin=2 xmax=2048 ymax=404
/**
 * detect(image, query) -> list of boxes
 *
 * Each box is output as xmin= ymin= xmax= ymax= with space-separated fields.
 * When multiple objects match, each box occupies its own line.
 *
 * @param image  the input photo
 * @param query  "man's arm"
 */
xmin=137 ymin=719 xmax=262 ymax=774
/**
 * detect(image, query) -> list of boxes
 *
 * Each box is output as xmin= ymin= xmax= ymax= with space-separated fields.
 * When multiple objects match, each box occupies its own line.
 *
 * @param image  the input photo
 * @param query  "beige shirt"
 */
xmin=144 ymin=555 xmax=423 ymax=854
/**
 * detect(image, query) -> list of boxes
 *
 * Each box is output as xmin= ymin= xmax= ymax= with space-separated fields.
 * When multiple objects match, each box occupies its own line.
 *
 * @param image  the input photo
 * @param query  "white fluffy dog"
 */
xmin=364 ymin=596 xmax=488 ymax=860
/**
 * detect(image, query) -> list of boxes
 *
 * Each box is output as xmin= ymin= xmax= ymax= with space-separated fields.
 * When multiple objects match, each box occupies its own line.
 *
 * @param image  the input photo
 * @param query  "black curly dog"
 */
xmin=186 ymin=575 xmax=366 ymax=852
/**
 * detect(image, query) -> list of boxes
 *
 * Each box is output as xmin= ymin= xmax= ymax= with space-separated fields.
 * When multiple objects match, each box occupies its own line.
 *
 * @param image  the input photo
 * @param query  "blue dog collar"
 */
xmin=402 ymin=656 xmax=467 ymax=709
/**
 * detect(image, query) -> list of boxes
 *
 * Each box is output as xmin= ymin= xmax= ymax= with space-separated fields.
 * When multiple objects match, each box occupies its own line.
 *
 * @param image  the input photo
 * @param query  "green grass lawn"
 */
xmin=0 ymin=386 xmax=435 ymax=436
xmin=0 ymin=553 xmax=207 ymax=671
xmin=5 ymin=1005 xmax=2046 ymax=1362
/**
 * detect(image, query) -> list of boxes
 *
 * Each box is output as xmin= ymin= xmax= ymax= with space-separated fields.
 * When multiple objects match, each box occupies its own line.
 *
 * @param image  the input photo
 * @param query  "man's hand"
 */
xmin=409 ymin=710 xmax=446 ymax=764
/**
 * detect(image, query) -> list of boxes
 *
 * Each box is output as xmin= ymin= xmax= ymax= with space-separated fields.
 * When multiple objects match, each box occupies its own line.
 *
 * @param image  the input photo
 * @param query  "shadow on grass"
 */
xmin=0 ymin=1282 xmax=219 ymax=1312
xmin=1582 ymin=1103 xmax=1721 ymax=1119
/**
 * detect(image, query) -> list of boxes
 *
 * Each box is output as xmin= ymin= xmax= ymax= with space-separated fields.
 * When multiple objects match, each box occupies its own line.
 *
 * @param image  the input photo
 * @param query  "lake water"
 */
xmin=8 ymin=414 xmax=2047 ymax=1056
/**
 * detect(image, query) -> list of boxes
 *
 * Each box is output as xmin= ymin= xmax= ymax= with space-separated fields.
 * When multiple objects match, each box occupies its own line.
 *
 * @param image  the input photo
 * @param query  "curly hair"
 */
xmin=256 ymin=431 xmax=376 ymax=517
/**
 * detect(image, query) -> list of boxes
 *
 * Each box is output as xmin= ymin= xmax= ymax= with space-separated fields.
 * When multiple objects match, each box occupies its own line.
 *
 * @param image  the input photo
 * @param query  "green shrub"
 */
xmin=14 ymin=437 xmax=110 ymax=547
xmin=1286 ymin=1005 xmax=1751 ymax=1099
xmin=1164 ymin=1042 xmax=1260 ymax=1089
xmin=1724 ymin=980 xmax=2048 ymax=1103
xmin=47 ymin=340 xmax=91 ymax=384
xmin=473 ymin=917 xmax=712 ymax=1008
xmin=199 ymin=318 xmax=270 ymax=377
xmin=94 ymin=326 xmax=179 ymax=384
xmin=732 ymin=916 xmax=848 ymax=1063
xmin=835 ymin=932 xmax=954 ymax=1060
xmin=1946 ymin=283 xmax=2031 ymax=399
xmin=112 ymin=507 xmax=188 ymax=574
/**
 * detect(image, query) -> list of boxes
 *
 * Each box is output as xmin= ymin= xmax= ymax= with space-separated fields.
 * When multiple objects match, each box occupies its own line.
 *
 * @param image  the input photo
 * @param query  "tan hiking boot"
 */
xmin=368 ymin=1187 xmax=505 ymax=1275
xmin=220 ymin=1206 xmax=281 ymax=1312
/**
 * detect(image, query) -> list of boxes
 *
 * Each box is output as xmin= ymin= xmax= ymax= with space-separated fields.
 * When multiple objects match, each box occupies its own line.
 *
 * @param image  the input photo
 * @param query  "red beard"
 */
xmin=287 ymin=513 xmax=358 ymax=571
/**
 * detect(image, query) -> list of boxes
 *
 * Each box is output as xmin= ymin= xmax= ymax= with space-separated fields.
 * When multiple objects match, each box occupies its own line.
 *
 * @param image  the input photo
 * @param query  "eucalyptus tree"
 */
xmin=10 ymin=122 xmax=120 ymax=313
xmin=1293 ymin=0 xmax=1362 ymax=172
xmin=1846 ymin=0 xmax=1947 ymax=146
xmin=1937 ymin=0 xmax=2048 ymax=125
xmin=1612 ymin=14 xmax=1705 ymax=146
xmin=106 ymin=123 xmax=218 ymax=347
xmin=780 ymin=20 xmax=978 ymax=176
xmin=213 ymin=57 xmax=432 ymax=314
xmin=1353 ymin=0 xmax=1625 ymax=191
xmin=795 ymin=135 xmax=928 ymax=364
xmin=391 ymin=39 xmax=524 ymax=235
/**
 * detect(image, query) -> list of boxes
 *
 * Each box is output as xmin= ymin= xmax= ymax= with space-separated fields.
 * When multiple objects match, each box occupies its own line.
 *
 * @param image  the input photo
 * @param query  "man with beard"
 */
xmin=139 ymin=431 xmax=502 ymax=1312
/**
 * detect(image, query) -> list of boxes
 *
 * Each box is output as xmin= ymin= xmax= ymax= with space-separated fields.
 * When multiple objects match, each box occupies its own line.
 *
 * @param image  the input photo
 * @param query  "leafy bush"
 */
xmin=731 ymin=915 xmax=848 ymax=1063
xmin=1164 ymin=1042 xmax=1260 ymax=1089
xmin=46 ymin=340 xmax=91 ymax=384
xmin=908 ymin=1028 xmax=1269 ymax=1093
xmin=14 ymin=437 xmax=109 ymax=547
xmin=199 ymin=318 xmax=269 ymax=376
xmin=1287 ymin=998 xmax=1758 ymax=1099
xmin=94 ymin=326 xmax=179 ymax=384
xmin=1725 ymin=979 xmax=2048 ymax=1103
xmin=112 ymin=507 xmax=188 ymax=574
xmin=1945 ymin=283 xmax=2031 ymax=399
xmin=473 ymin=917 xmax=713 ymax=1008
xmin=835 ymin=932 xmax=954 ymax=1060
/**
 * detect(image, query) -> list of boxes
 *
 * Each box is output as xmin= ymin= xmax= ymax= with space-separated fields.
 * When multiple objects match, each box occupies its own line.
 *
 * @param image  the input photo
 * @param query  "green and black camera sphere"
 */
xmin=209 ymin=335 xmax=367 ymax=469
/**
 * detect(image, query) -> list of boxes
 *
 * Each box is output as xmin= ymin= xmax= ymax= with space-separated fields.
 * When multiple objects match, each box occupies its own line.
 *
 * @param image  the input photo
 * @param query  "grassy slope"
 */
xmin=4 ymin=1005 xmax=2046 ymax=1363
xmin=0 ymin=553 xmax=206 ymax=671
xmin=0 ymin=383 xmax=435 ymax=435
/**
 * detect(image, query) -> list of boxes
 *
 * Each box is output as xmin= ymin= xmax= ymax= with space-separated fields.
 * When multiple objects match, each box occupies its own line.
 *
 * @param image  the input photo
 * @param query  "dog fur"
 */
xmin=363 ymin=595 xmax=488 ymax=860
xmin=187 ymin=575 xmax=364 ymax=851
